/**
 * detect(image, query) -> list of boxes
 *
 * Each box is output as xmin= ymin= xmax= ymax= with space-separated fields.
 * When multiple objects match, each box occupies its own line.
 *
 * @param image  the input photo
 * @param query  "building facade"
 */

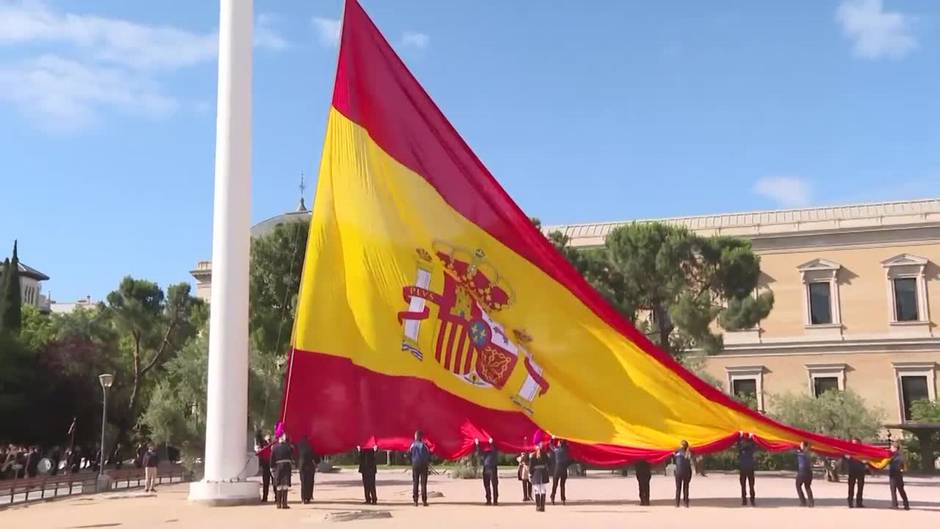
xmin=548 ymin=198 xmax=940 ymax=425
xmin=190 ymin=205 xmax=310 ymax=302
xmin=0 ymin=260 xmax=51 ymax=312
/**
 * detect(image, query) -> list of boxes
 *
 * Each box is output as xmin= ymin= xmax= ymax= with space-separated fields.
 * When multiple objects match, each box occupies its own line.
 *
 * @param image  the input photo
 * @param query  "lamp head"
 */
xmin=98 ymin=373 xmax=114 ymax=389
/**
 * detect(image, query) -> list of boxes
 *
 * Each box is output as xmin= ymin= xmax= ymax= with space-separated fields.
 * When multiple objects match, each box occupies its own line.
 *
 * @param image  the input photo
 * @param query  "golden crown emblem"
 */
xmin=432 ymin=241 xmax=514 ymax=312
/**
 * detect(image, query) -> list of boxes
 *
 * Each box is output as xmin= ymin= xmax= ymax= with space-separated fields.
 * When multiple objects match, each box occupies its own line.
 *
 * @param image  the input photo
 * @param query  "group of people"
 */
xmin=0 ymin=444 xmax=93 ymax=478
xmin=253 ymin=430 xmax=914 ymax=512
xmin=662 ymin=434 xmax=911 ymax=510
xmin=254 ymin=430 xmax=323 ymax=509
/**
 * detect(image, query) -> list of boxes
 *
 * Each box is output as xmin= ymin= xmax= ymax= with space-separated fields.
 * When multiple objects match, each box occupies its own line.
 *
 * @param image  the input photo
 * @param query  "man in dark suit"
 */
xmin=358 ymin=445 xmax=378 ymax=504
xmin=297 ymin=437 xmax=320 ymax=504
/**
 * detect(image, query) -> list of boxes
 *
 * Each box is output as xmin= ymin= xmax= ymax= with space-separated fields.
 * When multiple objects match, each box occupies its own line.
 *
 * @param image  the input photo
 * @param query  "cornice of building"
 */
xmin=546 ymin=198 xmax=940 ymax=248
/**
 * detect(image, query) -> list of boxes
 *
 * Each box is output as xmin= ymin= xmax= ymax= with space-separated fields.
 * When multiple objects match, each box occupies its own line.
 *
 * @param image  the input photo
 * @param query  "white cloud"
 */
xmin=312 ymin=16 xmax=341 ymax=47
xmin=0 ymin=1 xmax=286 ymax=132
xmin=401 ymin=31 xmax=429 ymax=50
xmin=255 ymin=13 xmax=288 ymax=51
xmin=0 ymin=1 xmax=217 ymax=70
xmin=753 ymin=176 xmax=813 ymax=208
xmin=836 ymin=0 xmax=916 ymax=60
xmin=0 ymin=55 xmax=177 ymax=133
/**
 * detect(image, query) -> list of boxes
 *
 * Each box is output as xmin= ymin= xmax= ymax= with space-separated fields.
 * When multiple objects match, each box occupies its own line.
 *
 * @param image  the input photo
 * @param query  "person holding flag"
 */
xmin=795 ymin=441 xmax=814 ymax=508
xmin=409 ymin=431 xmax=431 ymax=506
xmin=357 ymin=444 xmax=378 ymax=505
xmin=738 ymin=432 xmax=758 ymax=506
xmin=475 ymin=437 xmax=500 ymax=505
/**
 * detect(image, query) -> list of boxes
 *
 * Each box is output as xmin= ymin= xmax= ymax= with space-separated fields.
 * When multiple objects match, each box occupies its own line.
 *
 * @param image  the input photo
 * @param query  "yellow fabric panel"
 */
xmin=294 ymin=108 xmax=805 ymax=450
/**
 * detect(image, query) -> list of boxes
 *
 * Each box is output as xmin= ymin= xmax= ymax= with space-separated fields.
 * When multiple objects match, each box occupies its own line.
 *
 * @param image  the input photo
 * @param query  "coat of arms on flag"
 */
xmin=398 ymin=241 xmax=550 ymax=413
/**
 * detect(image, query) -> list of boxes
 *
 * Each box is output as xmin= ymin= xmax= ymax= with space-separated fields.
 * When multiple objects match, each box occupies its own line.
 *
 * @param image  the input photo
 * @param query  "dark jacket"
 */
xmin=551 ymin=443 xmax=570 ymax=476
xmin=738 ymin=439 xmax=756 ymax=472
xmin=142 ymin=449 xmax=159 ymax=468
xmin=530 ymin=452 xmax=551 ymax=484
xmin=674 ymin=449 xmax=693 ymax=477
xmin=634 ymin=460 xmax=651 ymax=480
xmin=796 ymin=449 xmax=812 ymax=475
xmin=409 ymin=440 xmax=430 ymax=468
xmin=358 ymin=447 xmax=378 ymax=475
xmin=844 ymin=456 xmax=867 ymax=476
xmin=476 ymin=444 xmax=499 ymax=473
xmin=888 ymin=452 xmax=904 ymax=475
xmin=297 ymin=438 xmax=319 ymax=471
xmin=271 ymin=442 xmax=293 ymax=464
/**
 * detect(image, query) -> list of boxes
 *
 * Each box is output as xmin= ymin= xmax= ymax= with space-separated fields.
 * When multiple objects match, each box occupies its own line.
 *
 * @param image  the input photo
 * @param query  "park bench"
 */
xmin=0 ymin=471 xmax=94 ymax=504
xmin=1 ymin=464 xmax=191 ymax=505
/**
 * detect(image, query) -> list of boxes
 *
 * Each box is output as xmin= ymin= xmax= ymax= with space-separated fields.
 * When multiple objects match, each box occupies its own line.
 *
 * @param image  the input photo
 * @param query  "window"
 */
xmin=893 ymin=277 xmax=919 ymax=322
xmin=798 ymin=259 xmax=842 ymax=336
xmin=893 ymin=362 xmax=938 ymax=423
xmin=900 ymin=376 xmax=929 ymax=421
xmin=882 ymin=254 xmax=930 ymax=329
xmin=726 ymin=366 xmax=766 ymax=412
xmin=813 ymin=376 xmax=839 ymax=397
xmin=808 ymin=283 xmax=832 ymax=325
xmin=732 ymin=379 xmax=757 ymax=400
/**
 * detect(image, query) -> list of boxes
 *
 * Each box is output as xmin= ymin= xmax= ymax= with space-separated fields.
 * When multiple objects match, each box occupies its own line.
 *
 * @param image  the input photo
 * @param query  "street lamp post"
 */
xmin=98 ymin=373 xmax=114 ymax=484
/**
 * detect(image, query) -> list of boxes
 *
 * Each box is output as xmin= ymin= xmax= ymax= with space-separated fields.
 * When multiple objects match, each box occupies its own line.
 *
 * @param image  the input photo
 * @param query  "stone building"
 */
xmin=547 ymin=198 xmax=940 ymax=425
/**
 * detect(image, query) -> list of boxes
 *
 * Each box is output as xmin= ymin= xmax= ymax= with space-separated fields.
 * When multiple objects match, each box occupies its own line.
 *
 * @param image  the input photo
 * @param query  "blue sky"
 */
xmin=0 ymin=0 xmax=937 ymax=302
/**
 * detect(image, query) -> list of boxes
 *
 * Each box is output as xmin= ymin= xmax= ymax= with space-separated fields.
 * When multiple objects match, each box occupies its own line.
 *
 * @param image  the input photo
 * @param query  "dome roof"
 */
xmin=250 ymin=209 xmax=311 ymax=239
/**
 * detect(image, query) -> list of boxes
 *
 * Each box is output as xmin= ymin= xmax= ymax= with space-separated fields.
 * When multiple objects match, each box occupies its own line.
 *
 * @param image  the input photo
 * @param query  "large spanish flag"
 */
xmin=281 ymin=0 xmax=888 ymax=466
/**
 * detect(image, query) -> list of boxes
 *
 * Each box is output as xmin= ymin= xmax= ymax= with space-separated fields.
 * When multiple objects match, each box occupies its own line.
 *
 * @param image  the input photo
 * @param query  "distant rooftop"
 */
xmin=544 ymin=198 xmax=940 ymax=248
xmin=0 ymin=260 xmax=49 ymax=281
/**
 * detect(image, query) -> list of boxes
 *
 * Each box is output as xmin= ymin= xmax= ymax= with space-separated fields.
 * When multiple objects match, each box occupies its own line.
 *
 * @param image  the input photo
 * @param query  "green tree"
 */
xmin=141 ymin=221 xmax=311 ymax=456
xmin=141 ymin=333 xmax=208 ymax=468
xmin=249 ymin=219 xmax=309 ymax=359
xmin=104 ymin=277 xmax=205 ymax=431
xmin=539 ymin=221 xmax=772 ymax=356
xmin=771 ymin=390 xmax=884 ymax=441
xmin=248 ymin=219 xmax=309 ymax=428
xmin=0 ymin=333 xmax=36 ymax=440
xmin=0 ymin=241 xmax=23 ymax=334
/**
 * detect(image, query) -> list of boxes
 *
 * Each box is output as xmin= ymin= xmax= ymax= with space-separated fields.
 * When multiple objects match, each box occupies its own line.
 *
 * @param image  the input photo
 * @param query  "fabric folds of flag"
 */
xmin=280 ymin=0 xmax=890 ymax=467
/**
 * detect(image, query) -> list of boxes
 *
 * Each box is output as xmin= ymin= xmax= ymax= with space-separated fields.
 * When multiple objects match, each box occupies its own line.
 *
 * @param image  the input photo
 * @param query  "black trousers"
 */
xmin=260 ymin=461 xmax=271 ymax=501
xmin=796 ymin=473 xmax=813 ymax=504
xmin=412 ymin=465 xmax=429 ymax=503
xmin=362 ymin=473 xmax=377 ymax=503
xmin=739 ymin=469 xmax=755 ymax=500
xmin=674 ymin=472 xmax=691 ymax=505
xmin=521 ymin=479 xmax=531 ymax=500
xmin=847 ymin=472 xmax=865 ymax=505
xmin=636 ymin=475 xmax=651 ymax=505
xmin=889 ymin=473 xmax=909 ymax=508
xmin=550 ymin=473 xmax=567 ymax=502
xmin=300 ymin=467 xmax=315 ymax=502
xmin=483 ymin=470 xmax=499 ymax=503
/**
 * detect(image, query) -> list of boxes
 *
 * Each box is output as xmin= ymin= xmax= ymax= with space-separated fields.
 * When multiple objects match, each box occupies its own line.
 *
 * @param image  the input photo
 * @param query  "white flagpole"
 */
xmin=189 ymin=0 xmax=259 ymax=505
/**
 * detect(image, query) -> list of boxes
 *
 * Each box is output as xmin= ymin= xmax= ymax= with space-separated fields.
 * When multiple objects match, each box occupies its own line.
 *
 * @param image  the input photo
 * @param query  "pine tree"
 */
xmin=0 ymin=241 xmax=23 ymax=334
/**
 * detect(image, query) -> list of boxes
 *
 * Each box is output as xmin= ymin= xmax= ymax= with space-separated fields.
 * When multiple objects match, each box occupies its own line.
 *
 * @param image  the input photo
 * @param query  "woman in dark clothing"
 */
xmin=271 ymin=434 xmax=294 ymax=509
xmin=674 ymin=440 xmax=693 ymax=508
xmin=529 ymin=444 xmax=551 ymax=512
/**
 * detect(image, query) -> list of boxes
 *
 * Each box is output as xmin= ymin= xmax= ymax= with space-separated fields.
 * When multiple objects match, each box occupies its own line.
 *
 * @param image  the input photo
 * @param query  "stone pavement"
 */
xmin=3 ymin=469 xmax=938 ymax=529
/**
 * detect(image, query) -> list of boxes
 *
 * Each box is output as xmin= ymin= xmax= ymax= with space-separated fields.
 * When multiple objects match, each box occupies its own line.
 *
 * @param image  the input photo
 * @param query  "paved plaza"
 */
xmin=3 ymin=469 xmax=938 ymax=529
